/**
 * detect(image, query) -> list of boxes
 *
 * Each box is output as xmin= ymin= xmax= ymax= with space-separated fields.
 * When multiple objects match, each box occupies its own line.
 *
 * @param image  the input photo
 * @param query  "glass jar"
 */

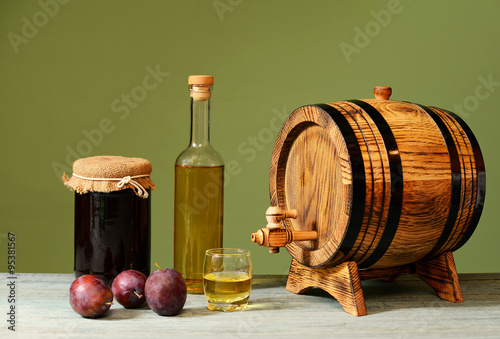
xmin=63 ymin=155 xmax=155 ymax=284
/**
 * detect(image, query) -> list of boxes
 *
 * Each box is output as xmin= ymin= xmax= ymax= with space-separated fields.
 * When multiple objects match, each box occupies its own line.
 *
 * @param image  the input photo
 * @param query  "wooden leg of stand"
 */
xmin=286 ymin=259 xmax=367 ymax=316
xmin=414 ymin=251 xmax=463 ymax=303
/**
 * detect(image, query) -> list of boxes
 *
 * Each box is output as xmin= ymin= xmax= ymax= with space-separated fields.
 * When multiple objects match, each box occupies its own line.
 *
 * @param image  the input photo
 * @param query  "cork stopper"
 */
xmin=188 ymin=75 xmax=214 ymax=85
xmin=189 ymin=75 xmax=213 ymax=101
xmin=374 ymin=86 xmax=392 ymax=100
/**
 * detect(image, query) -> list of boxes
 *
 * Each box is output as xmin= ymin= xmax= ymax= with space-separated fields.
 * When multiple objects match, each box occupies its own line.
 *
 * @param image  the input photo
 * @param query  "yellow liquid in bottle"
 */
xmin=174 ymin=165 xmax=223 ymax=294
xmin=203 ymin=271 xmax=252 ymax=307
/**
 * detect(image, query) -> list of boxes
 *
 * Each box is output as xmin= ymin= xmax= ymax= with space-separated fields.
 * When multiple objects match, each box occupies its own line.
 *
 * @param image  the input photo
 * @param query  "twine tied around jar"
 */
xmin=71 ymin=173 xmax=151 ymax=198
xmin=62 ymin=156 xmax=155 ymax=198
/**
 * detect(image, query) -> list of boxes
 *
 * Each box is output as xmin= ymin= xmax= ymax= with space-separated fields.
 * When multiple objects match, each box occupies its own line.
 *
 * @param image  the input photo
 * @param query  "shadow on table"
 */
xmin=296 ymin=275 xmax=500 ymax=315
xmin=96 ymin=303 xmax=217 ymax=319
xmin=175 ymin=299 xmax=296 ymax=317
xmin=251 ymin=275 xmax=288 ymax=289
xmin=95 ymin=303 xmax=151 ymax=321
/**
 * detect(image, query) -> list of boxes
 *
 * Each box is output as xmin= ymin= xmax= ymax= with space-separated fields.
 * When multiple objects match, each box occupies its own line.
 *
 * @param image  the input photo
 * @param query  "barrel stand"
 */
xmin=285 ymin=251 xmax=463 ymax=316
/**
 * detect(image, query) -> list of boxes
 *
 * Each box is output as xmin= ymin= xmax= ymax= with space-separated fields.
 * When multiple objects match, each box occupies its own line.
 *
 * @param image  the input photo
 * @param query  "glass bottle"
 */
xmin=174 ymin=75 xmax=224 ymax=294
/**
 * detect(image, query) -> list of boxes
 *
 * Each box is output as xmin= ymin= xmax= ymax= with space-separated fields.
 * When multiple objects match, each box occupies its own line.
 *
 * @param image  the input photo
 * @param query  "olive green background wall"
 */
xmin=0 ymin=0 xmax=498 ymax=275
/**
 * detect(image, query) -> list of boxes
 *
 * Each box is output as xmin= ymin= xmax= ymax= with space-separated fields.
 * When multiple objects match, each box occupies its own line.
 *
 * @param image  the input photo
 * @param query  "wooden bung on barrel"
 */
xmin=251 ymin=86 xmax=486 ymax=316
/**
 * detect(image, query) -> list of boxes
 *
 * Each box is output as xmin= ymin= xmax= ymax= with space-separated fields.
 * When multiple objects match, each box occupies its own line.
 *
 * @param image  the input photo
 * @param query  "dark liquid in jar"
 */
xmin=74 ymin=189 xmax=150 ymax=284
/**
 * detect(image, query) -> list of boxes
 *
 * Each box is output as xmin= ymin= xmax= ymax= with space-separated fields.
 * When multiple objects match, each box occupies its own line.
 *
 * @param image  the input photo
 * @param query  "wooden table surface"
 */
xmin=1 ymin=273 xmax=499 ymax=338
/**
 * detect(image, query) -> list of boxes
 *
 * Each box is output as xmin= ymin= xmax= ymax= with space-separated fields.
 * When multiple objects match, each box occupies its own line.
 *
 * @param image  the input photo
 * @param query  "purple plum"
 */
xmin=69 ymin=275 xmax=113 ymax=318
xmin=145 ymin=266 xmax=187 ymax=316
xmin=112 ymin=270 xmax=147 ymax=308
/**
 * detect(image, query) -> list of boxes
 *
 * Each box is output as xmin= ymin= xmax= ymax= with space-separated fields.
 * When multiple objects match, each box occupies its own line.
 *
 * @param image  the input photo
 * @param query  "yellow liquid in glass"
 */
xmin=203 ymin=271 xmax=252 ymax=307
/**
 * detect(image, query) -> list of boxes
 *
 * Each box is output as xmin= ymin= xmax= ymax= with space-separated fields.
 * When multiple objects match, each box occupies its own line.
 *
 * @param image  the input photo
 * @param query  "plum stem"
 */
xmin=104 ymin=302 xmax=113 ymax=306
xmin=134 ymin=291 xmax=143 ymax=299
xmin=155 ymin=262 xmax=162 ymax=270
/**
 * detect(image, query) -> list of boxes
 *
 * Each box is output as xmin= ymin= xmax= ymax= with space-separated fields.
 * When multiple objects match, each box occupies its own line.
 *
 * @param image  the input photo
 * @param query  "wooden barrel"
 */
xmin=269 ymin=87 xmax=486 ymax=270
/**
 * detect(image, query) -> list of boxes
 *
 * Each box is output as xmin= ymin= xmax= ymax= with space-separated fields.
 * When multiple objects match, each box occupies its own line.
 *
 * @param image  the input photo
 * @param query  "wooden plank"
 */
xmin=1 ymin=273 xmax=500 ymax=337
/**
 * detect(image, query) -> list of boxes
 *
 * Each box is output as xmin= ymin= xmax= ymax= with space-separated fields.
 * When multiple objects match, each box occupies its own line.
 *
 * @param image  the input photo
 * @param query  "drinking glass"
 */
xmin=203 ymin=248 xmax=252 ymax=311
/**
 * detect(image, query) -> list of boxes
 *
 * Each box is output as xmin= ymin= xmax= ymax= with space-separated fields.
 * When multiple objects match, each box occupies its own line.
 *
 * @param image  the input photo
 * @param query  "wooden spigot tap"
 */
xmin=250 ymin=206 xmax=317 ymax=253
